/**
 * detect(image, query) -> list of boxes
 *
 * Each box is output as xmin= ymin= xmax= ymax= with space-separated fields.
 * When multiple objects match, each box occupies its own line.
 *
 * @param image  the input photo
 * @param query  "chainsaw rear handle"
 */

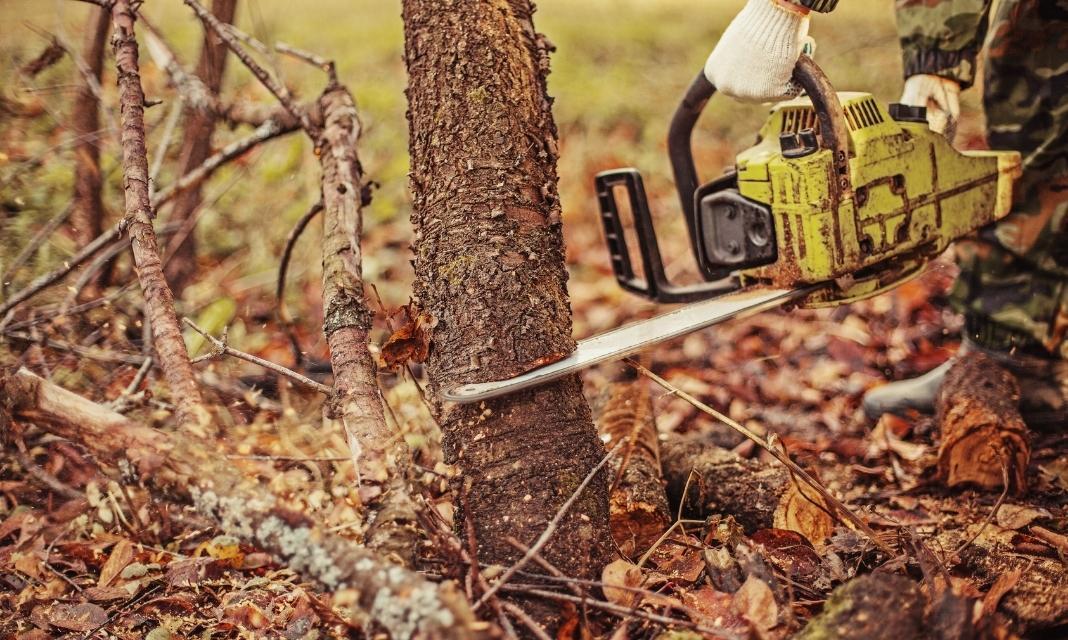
xmin=668 ymin=54 xmax=851 ymax=276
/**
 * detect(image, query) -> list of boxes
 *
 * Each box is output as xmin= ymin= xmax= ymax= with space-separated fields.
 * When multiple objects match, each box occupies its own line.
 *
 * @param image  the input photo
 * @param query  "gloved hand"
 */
xmin=900 ymin=74 xmax=961 ymax=141
xmin=704 ymin=0 xmax=812 ymax=103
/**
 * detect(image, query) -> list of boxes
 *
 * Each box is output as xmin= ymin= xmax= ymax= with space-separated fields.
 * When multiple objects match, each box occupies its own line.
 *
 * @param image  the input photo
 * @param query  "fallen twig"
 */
xmin=628 ymin=359 xmax=894 ymax=556
xmin=182 ymin=318 xmax=332 ymax=395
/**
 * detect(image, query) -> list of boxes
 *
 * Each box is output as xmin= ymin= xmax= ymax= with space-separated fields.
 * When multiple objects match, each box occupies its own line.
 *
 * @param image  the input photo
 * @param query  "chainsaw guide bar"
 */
xmin=443 ymin=285 xmax=822 ymax=403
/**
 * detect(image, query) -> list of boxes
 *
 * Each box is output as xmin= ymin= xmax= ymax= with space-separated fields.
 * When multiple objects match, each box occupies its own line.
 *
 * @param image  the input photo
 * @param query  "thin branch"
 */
xmin=182 ymin=318 xmax=332 ymax=395
xmin=182 ymin=0 xmax=316 ymax=137
xmin=152 ymin=116 xmax=298 ymax=207
xmin=111 ymin=0 xmax=207 ymax=427
xmin=276 ymin=200 xmax=323 ymax=323
xmin=275 ymin=41 xmax=337 ymax=85
xmin=628 ymin=359 xmax=895 ymax=556
xmin=475 ymin=440 xmax=622 ymax=610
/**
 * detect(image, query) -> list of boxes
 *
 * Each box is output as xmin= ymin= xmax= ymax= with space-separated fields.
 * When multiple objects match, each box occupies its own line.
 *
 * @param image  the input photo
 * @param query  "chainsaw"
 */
xmin=444 ymin=55 xmax=1021 ymax=403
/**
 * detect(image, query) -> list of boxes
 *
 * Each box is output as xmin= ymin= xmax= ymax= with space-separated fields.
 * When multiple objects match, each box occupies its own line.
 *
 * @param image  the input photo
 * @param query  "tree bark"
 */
xmin=0 ymin=367 xmax=475 ymax=639
xmin=111 ymin=0 xmax=208 ymax=431
xmin=163 ymin=0 xmax=238 ymax=295
xmin=936 ymin=352 xmax=1030 ymax=494
xmin=401 ymin=0 xmax=612 ymax=606
xmin=70 ymin=6 xmax=110 ymax=253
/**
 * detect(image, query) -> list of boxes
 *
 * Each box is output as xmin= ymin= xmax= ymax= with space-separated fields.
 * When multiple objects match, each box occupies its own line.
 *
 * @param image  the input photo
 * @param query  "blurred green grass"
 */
xmin=0 ymin=0 xmax=933 ymax=346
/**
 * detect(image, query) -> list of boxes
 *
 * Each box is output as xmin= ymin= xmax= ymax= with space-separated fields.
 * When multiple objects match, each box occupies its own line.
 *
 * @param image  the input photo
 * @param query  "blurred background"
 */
xmin=0 ymin=0 xmax=971 ymax=440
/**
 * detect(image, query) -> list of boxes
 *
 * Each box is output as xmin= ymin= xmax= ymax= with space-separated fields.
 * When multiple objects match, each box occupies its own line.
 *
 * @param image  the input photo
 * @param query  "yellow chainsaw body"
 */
xmin=733 ymin=92 xmax=1021 ymax=307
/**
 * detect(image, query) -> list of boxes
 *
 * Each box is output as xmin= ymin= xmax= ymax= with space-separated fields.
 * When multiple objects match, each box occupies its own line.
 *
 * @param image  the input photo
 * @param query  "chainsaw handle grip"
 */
xmin=667 ymin=55 xmax=852 ymax=275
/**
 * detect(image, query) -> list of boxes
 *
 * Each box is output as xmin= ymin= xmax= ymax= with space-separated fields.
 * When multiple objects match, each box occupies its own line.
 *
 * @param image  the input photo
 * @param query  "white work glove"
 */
xmin=704 ymin=0 xmax=812 ymax=103
xmin=900 ymin=74 xmax=961 ymax=142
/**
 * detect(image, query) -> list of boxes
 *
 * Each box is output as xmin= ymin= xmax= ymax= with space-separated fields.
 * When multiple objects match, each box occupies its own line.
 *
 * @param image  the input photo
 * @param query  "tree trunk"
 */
xmin=163 ymin=0 xmax=238 ymax=295
xmin=70 ymin=6 xmax=110 ymax=253
xmin=401 ymin=0 xmax=612 ymax=608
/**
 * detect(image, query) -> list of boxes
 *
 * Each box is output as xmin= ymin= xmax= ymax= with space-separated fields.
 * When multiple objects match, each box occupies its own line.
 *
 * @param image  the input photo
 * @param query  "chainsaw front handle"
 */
xmin=668 ymin=54 xmax=852 ymax=279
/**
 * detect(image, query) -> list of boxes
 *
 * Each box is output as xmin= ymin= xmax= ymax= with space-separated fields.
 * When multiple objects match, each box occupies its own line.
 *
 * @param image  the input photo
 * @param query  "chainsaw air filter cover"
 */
xmin=696 ymin=185 xmax=777 ymax=271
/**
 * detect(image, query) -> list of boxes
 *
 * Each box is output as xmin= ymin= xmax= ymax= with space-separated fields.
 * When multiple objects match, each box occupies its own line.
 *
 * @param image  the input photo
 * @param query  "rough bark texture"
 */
xmin=111 ymin=0 xmax=207 ymax=430
xmin=70 ymin=5 xmax=110 ymax=252
xmin=590 ymin=364 xmax=670 ymax=559
xmin=317 ymin=84 xmax=418 ymax=566
xmin=163 ymin=0 xmax=237 ymax=295
xmin=662 ymin=434 xmax=834 ymax=543
xmin=0 ymin=367 xmax=475 ymax=639
xmin=319 ymin=85 xmax=385 ymax=480
xmin=402 ymin=0 xmax=612 ymax=602
xmin=794 ymin=574 xmax=926 ymax=640
xmin=936 ymin=352 xmax=1030 ymax=494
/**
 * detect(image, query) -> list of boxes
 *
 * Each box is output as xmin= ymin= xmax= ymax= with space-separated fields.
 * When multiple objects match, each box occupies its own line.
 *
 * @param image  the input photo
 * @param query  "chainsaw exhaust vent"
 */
xmin=781 ymin=96 xmax=884 ymax=136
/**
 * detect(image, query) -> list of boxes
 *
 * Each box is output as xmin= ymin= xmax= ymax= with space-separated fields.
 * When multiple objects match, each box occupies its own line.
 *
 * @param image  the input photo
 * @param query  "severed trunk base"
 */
xmin=590 ymin=363 xmax=670 ymax=559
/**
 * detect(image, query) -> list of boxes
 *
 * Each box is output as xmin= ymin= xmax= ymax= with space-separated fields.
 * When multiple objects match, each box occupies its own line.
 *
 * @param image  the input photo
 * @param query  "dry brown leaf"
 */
xmin=680 ymin=586 xmax=751 ymax=634
xmin=49 ymin=602 xmax=108 ymax=632
xmin=378 ymin=308 xmax=436 ymax=370
xmin=995 ymin=504 xmax=1051 ymax=531
xmin=732 ymin=574 xmax=778 ymax=632
xmin=98 ymin=538 xmax=134 ymax=587
xmin=646 ymin=533 xmax=706 ymax=584
xmin=601 ymin=559 xmax=643 ymax=607
xmin=773 ymin=477 xmax=834 ymax=545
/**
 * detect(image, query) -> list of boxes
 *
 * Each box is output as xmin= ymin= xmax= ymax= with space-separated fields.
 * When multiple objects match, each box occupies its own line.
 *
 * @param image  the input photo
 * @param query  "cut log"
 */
xmin=936 ymin=352 xmax=1030 ymax=494
xmin=0 ymin=367 xmax=475 ymax=638
xmin=590 ymin=363 xmax=671 ymax=559
xmin=794 ymin=573 xmax=927 ymax=640
xmin=662 ymin=434 xmax=833 ymax=544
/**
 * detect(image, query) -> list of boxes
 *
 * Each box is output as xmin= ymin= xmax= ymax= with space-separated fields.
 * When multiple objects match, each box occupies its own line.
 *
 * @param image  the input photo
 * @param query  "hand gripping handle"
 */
xmin=667 ymin=54 xmax=852 ymax=278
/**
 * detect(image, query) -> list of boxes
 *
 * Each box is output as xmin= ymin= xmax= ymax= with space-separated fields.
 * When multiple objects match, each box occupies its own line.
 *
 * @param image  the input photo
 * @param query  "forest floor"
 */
xmin=0 ymin=0 xmax=1065 ymax=638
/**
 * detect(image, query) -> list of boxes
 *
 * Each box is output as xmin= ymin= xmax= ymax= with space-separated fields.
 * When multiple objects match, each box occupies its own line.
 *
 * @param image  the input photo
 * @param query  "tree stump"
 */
xmin=662 ymin=434 xmax=833 ymax=543
xmin=936 ymin=353 xmax=1030 ymax=494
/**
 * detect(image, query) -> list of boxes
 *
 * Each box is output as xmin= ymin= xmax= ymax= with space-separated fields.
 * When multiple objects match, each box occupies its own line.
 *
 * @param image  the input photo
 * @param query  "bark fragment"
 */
xmin=110 ymin=0 xmax=208 ymax=430
xmin=401 ymin=0 xmax=613 ymax=601
xmin=0 ymin=367 xmax=475 ymax=639
xmin=590 ymin=363 xmax=670 ymax=558
xmin=794 ymin=573 xmax=927 ymax=640
xmin=936 ymin=352 xmax=1030 ymax=494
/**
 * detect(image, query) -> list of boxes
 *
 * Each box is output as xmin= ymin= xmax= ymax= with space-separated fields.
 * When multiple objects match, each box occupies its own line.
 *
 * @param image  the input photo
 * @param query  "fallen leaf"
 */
xmin=98 ymin=538 xmax=134 ymax=587
xmin=750 ymin=528 xmax=823 ymax=583
xmin=732 ymin=575 xmax=777 ymax=632
xmin=995 ymin=504 xmax=1051 ymax=531
xmin=601 ymin=559 xmax=643 ymax=607
xmin=378 ymin=308 xmax=436 ymax=369
xmin=681 ymin=586 xmax=751 ymax=634
xmin=49 ymin=602 xmax=108 ymax=632
xmin=773 ymin=477 xmax=834 ymax=545
xmin=646 ymin=534 xmax=705 ymax=584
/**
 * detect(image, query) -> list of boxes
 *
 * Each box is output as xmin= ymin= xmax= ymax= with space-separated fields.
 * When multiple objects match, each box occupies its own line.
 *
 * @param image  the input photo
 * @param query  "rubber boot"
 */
xmin=863 ymin=340 xmax=1068 ymax=429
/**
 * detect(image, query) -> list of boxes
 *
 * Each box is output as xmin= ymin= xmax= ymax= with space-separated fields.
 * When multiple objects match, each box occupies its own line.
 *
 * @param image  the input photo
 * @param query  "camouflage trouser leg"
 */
xmin=949 ymin=0 xmax=1068 ymax=360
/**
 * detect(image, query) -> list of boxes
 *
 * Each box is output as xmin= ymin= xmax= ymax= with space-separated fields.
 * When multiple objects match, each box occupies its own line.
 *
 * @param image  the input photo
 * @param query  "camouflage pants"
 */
xmin=949 ymin=0 xmax=1068 ymax=359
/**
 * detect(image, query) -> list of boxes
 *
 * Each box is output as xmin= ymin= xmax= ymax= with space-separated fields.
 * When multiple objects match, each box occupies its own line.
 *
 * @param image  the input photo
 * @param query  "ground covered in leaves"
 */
xmin=1 ymin=0 xmax=1066 ymax=638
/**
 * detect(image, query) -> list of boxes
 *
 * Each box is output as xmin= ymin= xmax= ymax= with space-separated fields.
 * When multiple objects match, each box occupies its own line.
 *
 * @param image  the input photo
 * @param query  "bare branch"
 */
xmin=275 ymin=41 xmax=337 ymax=85
xmin=110 ymin=0 xmax=207 ymax=428
xmin=182 ymin=318 xmax=332 ymax=396
xmin=182 ymin=0 xmax=316 ymax=137
xmin=0 ymin=367 xmax=478 ymax=638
